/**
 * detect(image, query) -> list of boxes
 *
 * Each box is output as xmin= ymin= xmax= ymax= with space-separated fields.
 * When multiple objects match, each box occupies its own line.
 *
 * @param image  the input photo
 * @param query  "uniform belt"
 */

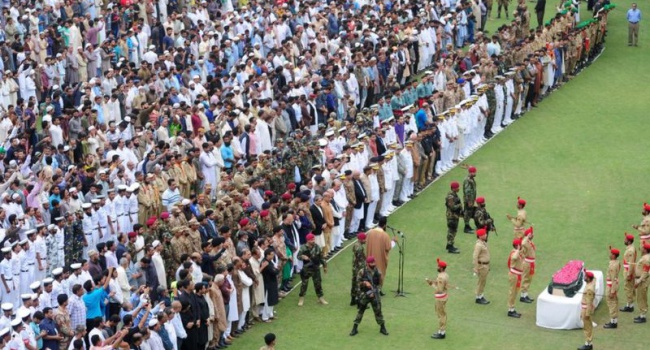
xmin=581 ymin=303 xmax=589 ymax=309
xmin=641 ymin=234 xmax=650 ymax=240
xmin=130 ymin=212 xmax=138 ymax=214
xmin=434 ymin=293 xmax=447 ymax=299
xmin=478 ymin=261 xmax=489 ymax=265
xmin=21 ymin=270 xmax=28 ymax=273
xmin=27 ymin=263 xmax=34 ymax=266
xmin=85 ymin=233 xmax=92 ymax=236
xmin=5 ymin=278 xmax=12 ymax=281
xmin=630 ymin=21 xmax=639 ymax=24
xmin=514 ymin=227 xmax=525 ymax=231
xmin=509 ymin=268 xmax=523 ymax=275
xmin=100 ymin=226 xmax=107 ymax=229
xmin=13 ymin=274 xmax=19 ymax=276
xmin=524 ymin=258 xmax=535 ymax=263
xmin=118 ymin=214 xmax=125 ymax=217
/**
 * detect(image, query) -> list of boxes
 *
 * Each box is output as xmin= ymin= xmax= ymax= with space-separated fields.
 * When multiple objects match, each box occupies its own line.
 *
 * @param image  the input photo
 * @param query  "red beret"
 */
xmin=242 ymin=201 xmax=252 ymax=208
xmin=366 ymin=256 xmax=375 ymax=263
xmin=644 ymin=203 xmax=650 ymax=212
xmin=287 ymin=183 xmax=296 ymax=190
xmin=239 ymin=218 xmax=249 ymax=227
xmin=357 ymin=232 xmax=367 ymax=240
xmin=160 ymin=212 xmax=169 ymax=219
xmin=260 ymin=210 xmax=269 ymax=218
xmin=476 ymin=228 xmax=487 ymax=237
xmin=644 ymin=243 xmax=650 ymax=251
xmin=585 ymin=270 xmax=594 ymax=278
xmin=468 ymin=166 xmax=477 ymax=173
xmin=146 ymin=218 xmax=156 ymax=227
xmin=518 ymin=197 xmax=526 ymax=206
xmin=437 ymin=258 xmax=447 ymax=268
xmin=450 ymin=181 xmax=460 ymax=189
xmin=306 ymin=233 xmax=315 ymax=241
xmin=512 ymin=238 xmax=522 ymax=247
xmin=524 ymin=227 xmax=533 ymax=236
xmin=476 ymin=197 xmax=485 ymax=204
xmin=264 ymin=190 xmax=274 ymax=197
xmin=625 ymin=232 xmax=635 ymax=241
xmin=281 ymin=193 xmax=292 ymax=200
xmin=127 ymin=232 xmax=137 ymax=238
xmin=610 ymin=247 xmax=620 ymax=256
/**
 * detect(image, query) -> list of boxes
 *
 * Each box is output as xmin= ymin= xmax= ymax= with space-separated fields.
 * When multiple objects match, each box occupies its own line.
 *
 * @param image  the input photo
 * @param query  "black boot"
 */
xmin=350 ymin=296 xmax=357 ymax=306
xmin=447 ymin=245 xmax=460 ymax=254
xmin=577 ymin=344 xmax=593 ymax=350
xmin=431 ymin=332 xmax=446 ymax=339
xmin=619 ymin=305 xmax=634 ymax=312
xmin=633 ymin=316 xmax=646 ymax=323
xmin=380 ymin=324 xmax=389 ymax=335
xmin=463 ymin=224 xmax=474 ymax=233
xmin=603 ymin=322 xmax=617 ymax=329
xmin=349 ymin=324 xmax=359 ymax=336
xmin=507 ymin=310 xmax=521 ymax=318
xmin=519 ymin=296 xmax=534 ymax=303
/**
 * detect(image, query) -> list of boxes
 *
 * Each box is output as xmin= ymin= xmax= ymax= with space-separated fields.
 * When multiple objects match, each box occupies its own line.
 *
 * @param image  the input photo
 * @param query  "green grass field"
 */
xmin=233 ymin=2 xmax=650 ymax=349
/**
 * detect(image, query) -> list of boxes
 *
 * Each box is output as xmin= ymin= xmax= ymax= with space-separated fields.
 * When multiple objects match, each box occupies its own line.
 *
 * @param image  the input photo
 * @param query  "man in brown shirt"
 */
xmin=472 ymin=228 xmax=491 ymax=305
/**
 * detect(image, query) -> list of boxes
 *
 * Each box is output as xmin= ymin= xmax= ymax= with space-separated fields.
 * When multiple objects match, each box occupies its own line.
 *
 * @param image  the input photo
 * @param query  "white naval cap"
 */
xmin=42 ymin=278 xmax=54 ymax=285
xmin=17 ymin=309 xmax=30 ymax=319
xmin=70 ymin=263 xmax=82 ymax=270
xmin=29 ymin=282 xmax=41 ymax=290
xmin=10 ymin=318 xmax=21 ymax=327
xmin=1 ymin=303 xmax=12 ymax=311
xmin=0 ymin=328 xmax=9 ymax=337
xmin=52 ymin=267 xmax=63 ymax=276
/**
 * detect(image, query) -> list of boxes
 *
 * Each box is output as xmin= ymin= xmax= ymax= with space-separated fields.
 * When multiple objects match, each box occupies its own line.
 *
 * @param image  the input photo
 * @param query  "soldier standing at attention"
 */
xmin=474 ymin=197 xmax=496 ymax=241
xmin=462 ymin=166 xmax=477 ymax=233
xmin=506 ymin=197 xmax=528 ymax=239
xmin=633 ymin=242 xmax=650 ymax=324
xmin=297 ymin=233 xmax=329 ymax=307
xmin=632 ymin=203 xmax=650 ymax=245
xmin=445 ymin=182 xmax=462 ymax=254
xmin=604 ymin=247 xmax=621 ymax=329
xmin=578 ymin=271 xmax=596 ymax=350
xmin=350 ymin=256 xmax=389 ymax=337
xmin=351 ymin=233 xmax=367 ymax=306
xmin=507 ymin=238 xmax=523 ymax=318
xmin=519 ymin=226 xmax=536 ymax=303
xmin=472 ymin=228 xmax=490 ymax=305
xmin=620 ymin=233 xmax=637 ymax=312
xmin=427 ymin=258 xmax=449 ymax=340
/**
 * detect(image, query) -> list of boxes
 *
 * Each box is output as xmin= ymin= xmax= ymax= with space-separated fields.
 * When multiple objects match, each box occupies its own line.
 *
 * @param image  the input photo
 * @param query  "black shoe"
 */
xmin=349 ymin=324 xmax=359 ymax=336
xmin=507 ymin=310 xmax=521 ymax=318
xmin=431 ymin=332 xmax=445 ymax=339
xmin=392 ymin=200 xmax=400 ymax=206
xmin=475 ymin=298 xmax=490 ymax=305
xmin=634 ymin=316 xmax=646 ymax=323
xmin=447 ymin=246 xmax=460 ymax=254
xmin=620 ymin=306 xmax=634 ymax=312
xmin=350 ymin=297 xmax=357 ymax=306
xmin=463 ymin=225 xmax=474 ymax=233
xmin=379 ymin=290 xmax=386 ymax=296
xmin=577 ymin=345 xmax=593 ymax=350
xmin=603 ymin=322 xmax=617 ymax=329
xmin=380 ymin=325 xmax=389 ymax=335
xmin=519 ymin=296 xmax=534 ymax=303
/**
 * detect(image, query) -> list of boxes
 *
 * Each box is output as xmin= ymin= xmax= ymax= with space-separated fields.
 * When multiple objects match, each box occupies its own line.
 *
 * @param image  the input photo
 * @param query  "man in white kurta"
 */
xmin=200 ymin=144 xmax=219 ymax=198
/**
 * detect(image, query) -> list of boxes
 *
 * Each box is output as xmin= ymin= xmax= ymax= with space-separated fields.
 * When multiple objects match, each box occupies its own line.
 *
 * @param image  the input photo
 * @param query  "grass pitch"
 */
xmin=232 ymin=1 xmax=650 ymax=349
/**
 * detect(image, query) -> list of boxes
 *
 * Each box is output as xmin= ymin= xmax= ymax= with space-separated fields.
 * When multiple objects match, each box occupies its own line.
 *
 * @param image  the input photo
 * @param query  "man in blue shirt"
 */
xmin=627 ymin=3 xmax=642 ymax=46
xmin=415 ymin=104 xmax=429 ymax=131
xmin=40 ymin=307 xmax=62 ymax=350
xmin=82 ymin=266 xmax=112 ymax=333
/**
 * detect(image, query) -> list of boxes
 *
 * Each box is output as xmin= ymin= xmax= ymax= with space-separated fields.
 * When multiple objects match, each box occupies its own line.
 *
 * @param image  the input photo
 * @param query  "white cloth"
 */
xmin=535 ymin=270 xmax=604 ymax=330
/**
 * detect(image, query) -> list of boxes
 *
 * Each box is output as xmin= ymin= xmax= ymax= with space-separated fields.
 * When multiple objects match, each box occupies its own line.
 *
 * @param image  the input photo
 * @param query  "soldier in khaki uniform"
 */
xmin=137 ymin=175 xmax=153 ymax=224
xmin=603 ymin=247 xmax=621 ymax=329
xmin=507 ymin=238 xmax=523 ymax=318
xmin=187 ymin=218 xmax=203 ymax=253
xmin=506 ymin=197 xmax=528 ymax=238
xmin=632 ymin=203 xmax=650 ymax=246
xmin=472 ymin=228 xmax=490 ymax=305
xmin=170 ymin=155 xmax=190 ymax=198
xmin=620 ymin=233 xmax=637 ymax=312
xmin=578 ymin=271 xmax=596 ymax=350
xmin=519 ymin=226 xmax=535 ymax=303
xmin=427 ymin=258 xmax=449 ymax=340
xmin=633 ymin=243 xmax=650 ymax=324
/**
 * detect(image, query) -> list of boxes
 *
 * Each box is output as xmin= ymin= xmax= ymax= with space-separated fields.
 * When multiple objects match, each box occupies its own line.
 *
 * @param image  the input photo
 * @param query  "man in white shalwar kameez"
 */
xmin=255 ymin=117 xmax=272 ymax=153
xmin=200 ymin=144 xmax=219 ymax=198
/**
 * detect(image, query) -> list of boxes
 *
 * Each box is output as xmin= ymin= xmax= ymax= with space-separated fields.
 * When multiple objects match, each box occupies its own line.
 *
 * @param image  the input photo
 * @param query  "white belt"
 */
xmin=624 ymin=264 xmax=630 ymax=270
xmin=509 ymin=268 xmax=523 ymax=275
xmin=524 ymin=257 xmax=535 ymax=263
xmin=581 ymin=303 xmax=589 ymax=309
xmin=434 ymin=293 xmax=447 ymax=299
xmin=640 ymin=234 xmax=650 ymax=240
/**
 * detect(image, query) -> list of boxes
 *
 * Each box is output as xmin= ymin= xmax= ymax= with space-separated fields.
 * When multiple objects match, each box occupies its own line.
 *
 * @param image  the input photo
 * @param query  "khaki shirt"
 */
xmin=473 ymin=240 xmax=490 ymax=269
xmin=623 ymin=245 xmax=637 ymax=278
xmin=606 ymin=259 xmax=620 ymax=291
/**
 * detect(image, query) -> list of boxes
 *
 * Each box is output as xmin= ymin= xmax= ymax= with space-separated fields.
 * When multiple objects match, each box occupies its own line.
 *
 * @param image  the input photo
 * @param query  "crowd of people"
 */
xmin=0 ymin=0 xmax=616 ymax=348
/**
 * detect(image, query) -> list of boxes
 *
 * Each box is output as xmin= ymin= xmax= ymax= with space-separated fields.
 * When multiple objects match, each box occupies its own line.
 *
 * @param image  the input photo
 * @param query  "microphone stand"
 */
xmin=388 ymin=226 xmax=407 ymax=297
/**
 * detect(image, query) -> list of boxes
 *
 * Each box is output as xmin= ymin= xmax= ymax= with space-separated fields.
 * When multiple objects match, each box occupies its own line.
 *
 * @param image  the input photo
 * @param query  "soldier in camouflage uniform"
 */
xmin=474 ymin=196 xmax=496 ymax=241
xmin=160 ymin=230 xmax=177 ymax=287
xmin=297 ymin=234 xmax=329 ymax=306
xmin=351 ymin=232 xmax=367 ymax=305
xmin=46 ymin=225 xmax=60 ymax=276
xmin=349 ymin=256 xmax=388 ymax=336
xmin=463 ymin=166 xmax=477 ymax=233
xmin=484 ymin=82 xmax=497 ymax=138
xmin=445 ymin=182 xmax=462 ymax=254
xmin=65 ymin=213 xmax=85 ymax=267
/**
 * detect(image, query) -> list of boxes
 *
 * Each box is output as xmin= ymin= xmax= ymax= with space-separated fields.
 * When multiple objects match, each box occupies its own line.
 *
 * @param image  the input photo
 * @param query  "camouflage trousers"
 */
xmin=299 ymin=267 xmax=324 ymax=297
xmin=485 ymin=109 xmax=495 ymax=134
xmin=354 ymin=295 xmax=384 ymax=326
xmin=463 ymin=203 xmax=475 ymax=225
xmin=446 ymin=218 xmax=459 ymax=246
